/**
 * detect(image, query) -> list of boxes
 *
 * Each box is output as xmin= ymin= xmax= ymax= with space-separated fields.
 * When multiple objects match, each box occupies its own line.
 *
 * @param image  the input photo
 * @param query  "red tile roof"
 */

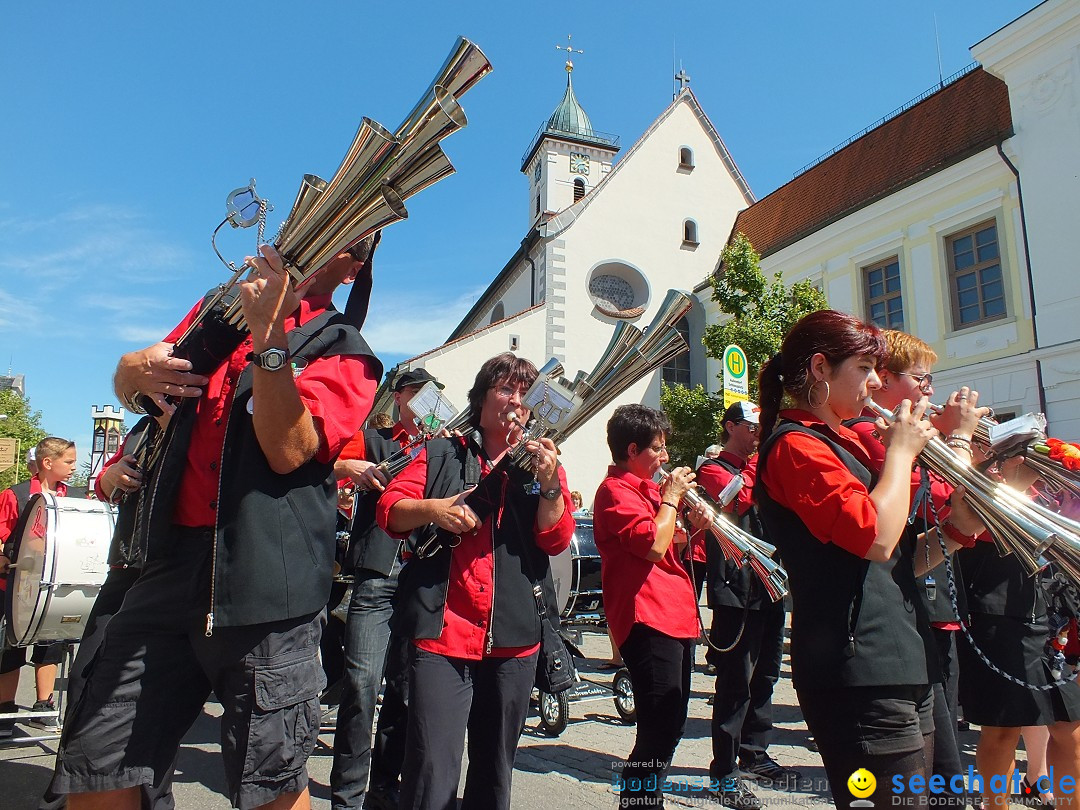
xmin=729 ymin=67 xmax=1013 ymax=259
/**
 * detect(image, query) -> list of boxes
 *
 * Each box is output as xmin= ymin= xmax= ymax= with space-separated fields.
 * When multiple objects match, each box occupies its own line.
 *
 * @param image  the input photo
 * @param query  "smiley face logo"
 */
xmin=847 ymin=768 xmax=876 ymax=799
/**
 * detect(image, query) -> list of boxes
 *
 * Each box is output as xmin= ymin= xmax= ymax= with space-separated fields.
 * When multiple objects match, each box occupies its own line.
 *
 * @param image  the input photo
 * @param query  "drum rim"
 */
xmin=9 ymin=493 xmax=58 ymax=645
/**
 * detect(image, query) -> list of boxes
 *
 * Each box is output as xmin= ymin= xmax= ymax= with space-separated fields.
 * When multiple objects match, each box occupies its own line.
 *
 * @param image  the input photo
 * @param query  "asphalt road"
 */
xmin=0 ymin=610 xmax=986 ymax=809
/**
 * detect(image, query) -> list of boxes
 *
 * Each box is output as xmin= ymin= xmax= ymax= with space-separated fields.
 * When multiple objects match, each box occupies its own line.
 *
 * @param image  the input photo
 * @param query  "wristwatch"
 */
xmin=539 ymin=486 xmax=563 ymax=501
xmin=249 ymin=348 xmax=290 ymax=372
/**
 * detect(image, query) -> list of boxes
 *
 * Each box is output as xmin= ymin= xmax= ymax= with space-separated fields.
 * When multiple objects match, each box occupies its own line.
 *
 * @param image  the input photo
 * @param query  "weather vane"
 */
xmin=555 ymin=34 xmax=584 ymax=71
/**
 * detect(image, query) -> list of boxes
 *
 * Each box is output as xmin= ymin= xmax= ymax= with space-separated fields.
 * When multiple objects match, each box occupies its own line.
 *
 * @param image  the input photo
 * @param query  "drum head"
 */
xmin=7 ymin=494 xmax=52 ymax=646
xmin=550 ymin=546 xmax=572 ymax=617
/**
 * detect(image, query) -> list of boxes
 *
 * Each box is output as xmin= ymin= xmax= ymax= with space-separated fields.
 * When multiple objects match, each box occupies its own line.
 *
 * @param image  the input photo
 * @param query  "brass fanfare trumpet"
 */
xmin=868 ymin=401 xmax=1080 ymax=584
xmin=660 ymin=471 xmax=789 ymax=602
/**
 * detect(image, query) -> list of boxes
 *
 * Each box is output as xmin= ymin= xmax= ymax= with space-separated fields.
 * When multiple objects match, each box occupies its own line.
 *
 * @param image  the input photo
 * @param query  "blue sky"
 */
xmin=0 ymin=0 xmax=1035 ymax=467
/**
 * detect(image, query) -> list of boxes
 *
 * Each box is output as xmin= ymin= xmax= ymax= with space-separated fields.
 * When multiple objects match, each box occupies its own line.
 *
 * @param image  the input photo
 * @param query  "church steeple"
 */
xmin=521 ymin=39 xmax=620 ymax=224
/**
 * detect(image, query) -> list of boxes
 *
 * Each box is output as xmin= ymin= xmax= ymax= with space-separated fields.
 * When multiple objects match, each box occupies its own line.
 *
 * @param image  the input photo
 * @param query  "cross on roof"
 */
xmin=675 ymin=67 xmax=691 ymax=91
xmin=556 ymin=34 xmax=584 ymax=70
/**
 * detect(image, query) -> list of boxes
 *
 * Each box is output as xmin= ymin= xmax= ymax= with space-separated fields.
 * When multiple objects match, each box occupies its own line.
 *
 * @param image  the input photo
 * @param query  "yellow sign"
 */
xmin=722 ymin=345 xmax=749 ymax=409
xmin=0 ymin=437 xmax=16 ymax=473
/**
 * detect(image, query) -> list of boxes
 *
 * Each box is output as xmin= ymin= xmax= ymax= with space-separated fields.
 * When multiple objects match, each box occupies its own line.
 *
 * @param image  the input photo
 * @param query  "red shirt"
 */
xmin=758 ymin=409 xmax=880 ymax=559
xmin=0 ymin=478 xmax=69 ymax=592
xmin=163 ymin=294 xmax=379 ymax=527
xmin=593 ymin=466 xmax=699 ymax=647
xmin=377 ymin=443 xmax=574 ymax=660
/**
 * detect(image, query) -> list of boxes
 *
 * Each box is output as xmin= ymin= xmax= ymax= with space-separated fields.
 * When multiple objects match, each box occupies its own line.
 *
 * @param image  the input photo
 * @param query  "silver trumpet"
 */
xmin=222 ymin=36 xmax=492 ymax=327
xmin=662 ymin=472 xmax=788 ymax=602
xmin=930 ymin=403 xmax=1080 ymax=501
xmin=868 ymin=401 xmax=1080 ymax=583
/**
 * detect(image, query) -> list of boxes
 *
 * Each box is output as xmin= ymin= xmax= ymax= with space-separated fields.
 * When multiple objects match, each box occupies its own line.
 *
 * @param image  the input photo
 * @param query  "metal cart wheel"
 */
xmin=612 ymin=667 xmax=636 ymax=724
xmin=537 ymin=689 xmax=570 ymax=736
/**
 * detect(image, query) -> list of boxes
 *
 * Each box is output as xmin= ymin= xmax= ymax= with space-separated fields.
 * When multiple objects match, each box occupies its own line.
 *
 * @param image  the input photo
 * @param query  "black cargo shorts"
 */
xmin=52 ymin=528 xmax=325 ymax=809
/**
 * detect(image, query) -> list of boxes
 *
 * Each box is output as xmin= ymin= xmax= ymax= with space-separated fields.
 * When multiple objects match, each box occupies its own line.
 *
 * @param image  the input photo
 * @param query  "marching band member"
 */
xmin=753 ymin=310 xmax=978 ymax=809
xmin=0 ymin=437 xmax=80 ymax=737
xmin=54 ymin=242 xmax=380 ymax=810
xmin=957 ymin=454 xmax=1080 ymax=808
xmin=698 ymin=401 xmax=798 ymax=809
xmin=593 ymin=404 xmax=706 ymax=809
xmin=847 ymin=329 xmax=984 ymax=803
xmin=331 ymin=367 xmax=445 ymax=810
xmin=377 ymin=352 xmax=574 ymax=810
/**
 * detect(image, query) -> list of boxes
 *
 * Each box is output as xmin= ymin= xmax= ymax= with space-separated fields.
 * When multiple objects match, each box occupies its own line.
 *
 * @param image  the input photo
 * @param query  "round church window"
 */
xmin=587 ymin=263 xmax=649 ymax=319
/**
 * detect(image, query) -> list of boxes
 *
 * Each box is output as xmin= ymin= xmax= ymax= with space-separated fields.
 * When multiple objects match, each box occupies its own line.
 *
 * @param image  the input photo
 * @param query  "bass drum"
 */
xmin=5 ymin=493 xmax=115 ymax=646
xmin=551 ymin=519 xmax=604 ymax=623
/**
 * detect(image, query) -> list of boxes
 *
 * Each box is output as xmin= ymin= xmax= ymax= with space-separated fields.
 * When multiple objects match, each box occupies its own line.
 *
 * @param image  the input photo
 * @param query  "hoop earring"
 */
xmin=807 ymin=379 xmax=831 ymax=409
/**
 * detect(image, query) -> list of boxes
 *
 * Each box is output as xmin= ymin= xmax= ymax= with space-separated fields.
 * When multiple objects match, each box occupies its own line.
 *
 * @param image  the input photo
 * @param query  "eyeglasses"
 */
xmin=494 ymin=384 xmax=529 ymax=399
xmin=897 ymin=371 xmax=933 ymax=392
xmin=738 ymin=421 xmax=760 ymax=434
xmin=648 ymin=443 xmax=668 ymax=454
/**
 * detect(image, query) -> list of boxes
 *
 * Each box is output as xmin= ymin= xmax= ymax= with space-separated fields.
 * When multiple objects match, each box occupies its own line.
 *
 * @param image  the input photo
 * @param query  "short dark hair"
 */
xmin=606 ymin=404 xmax=671 ymax=462
xmin=466 ymin=352 xmax=539 ymax=430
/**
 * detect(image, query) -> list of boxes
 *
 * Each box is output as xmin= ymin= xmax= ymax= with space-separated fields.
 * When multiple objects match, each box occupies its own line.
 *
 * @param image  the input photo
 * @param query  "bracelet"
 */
xmin=946 ymin=434 xmax=973 ymax=445
xmin=120 ymin=390 xmax=147 ymax=415
xmin=660 ymin=500 xmax=680 ymax=511
xmin=941 ymin=519 xmax=977 ymax=548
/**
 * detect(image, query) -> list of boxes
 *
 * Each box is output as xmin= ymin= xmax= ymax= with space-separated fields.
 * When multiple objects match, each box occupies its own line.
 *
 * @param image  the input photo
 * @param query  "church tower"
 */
xmin=89 ymin=405 xmax=124 ymax=495
xmin=520 ymin=53 xmax=619 ymax=225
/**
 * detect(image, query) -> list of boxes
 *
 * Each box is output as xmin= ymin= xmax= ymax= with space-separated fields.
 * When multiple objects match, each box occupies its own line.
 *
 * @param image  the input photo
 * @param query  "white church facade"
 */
xmin=385 ymin=61 xmax=754 ymax=502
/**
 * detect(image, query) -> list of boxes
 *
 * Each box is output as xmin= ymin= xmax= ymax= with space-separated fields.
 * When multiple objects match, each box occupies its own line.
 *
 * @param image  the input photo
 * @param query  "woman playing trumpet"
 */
xmin=753 ymin=310 xmax=982 ymax=809
xmin=376 ymin=352 xmax=574 ymax=810
xmin=593 ymin=404 xmax=709 ymax=808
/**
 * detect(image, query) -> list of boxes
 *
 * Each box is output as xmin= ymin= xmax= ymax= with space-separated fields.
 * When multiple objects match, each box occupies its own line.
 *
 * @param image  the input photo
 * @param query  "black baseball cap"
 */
xmin=393 ymin=367 xmax=444 ymax=392
xmin=721 ymin=400 xmax=760 ymax=425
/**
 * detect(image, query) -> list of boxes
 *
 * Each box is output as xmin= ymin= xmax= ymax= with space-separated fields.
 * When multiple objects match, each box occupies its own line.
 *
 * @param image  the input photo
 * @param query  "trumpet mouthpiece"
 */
xmin=507 ymin=412 xmax=522 ymax=425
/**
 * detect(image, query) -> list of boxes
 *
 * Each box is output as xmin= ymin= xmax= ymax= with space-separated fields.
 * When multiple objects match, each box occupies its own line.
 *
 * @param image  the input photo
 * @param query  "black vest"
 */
xmin=134 ymin=306 xmax=380 ymax=627
xmin=959 ymin=538 xmax=1043 ymax=621
xmin=841 ymin=416 xmax=967 ymax=626
xmin=393 ymin=434 xmax=560 ymax=647
xmin=755 ymin=421 xmax=937 ymax=690
xmin=698 ymin=457 xmax=770 ymax=611
xmin=346 ymin=427 xmax=420 ymax=576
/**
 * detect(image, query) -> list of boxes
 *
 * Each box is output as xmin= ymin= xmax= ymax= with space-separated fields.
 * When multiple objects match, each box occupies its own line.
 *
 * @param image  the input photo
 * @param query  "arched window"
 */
xmin=678 ymin=146 xmax=694 ymax=169
xmin=662 ymin=316 xmax=692 ymax=387
xmin=573 ymin=178 xmax=586 ymax=202
xmin=490 ymin=301 xmax=505 ymax=324
xmin=683 ymin=219 xmax=699 ymax=246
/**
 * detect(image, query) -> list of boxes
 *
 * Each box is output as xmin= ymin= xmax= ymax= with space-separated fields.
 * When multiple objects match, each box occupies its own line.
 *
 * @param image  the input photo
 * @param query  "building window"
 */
xmin=490 ymin=302 xmax=505 ymax=324
xmin=662 ymin=317 xmax=692 ymax=387
xmin=683 ymin=219 xmax=699 ymax=246
xmin=678 ymin=146 xmax=694 ymax=169
xmin=863 ymin=257 xmax=904 ymax=330
xmin=535 ymin=194 xmax=540 ymax=216
xmin=573 ymin=177 xmax=586 ymax=202
xmin=947 ymin=220 xmax=1006 ymax=328
xmin=106 ymin=432 xmax=120 ymax=455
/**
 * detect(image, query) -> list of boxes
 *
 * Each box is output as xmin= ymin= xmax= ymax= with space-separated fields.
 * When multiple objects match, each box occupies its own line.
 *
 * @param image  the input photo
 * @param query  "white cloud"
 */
xmin=361 ymin=284 xmax=487 ymax=359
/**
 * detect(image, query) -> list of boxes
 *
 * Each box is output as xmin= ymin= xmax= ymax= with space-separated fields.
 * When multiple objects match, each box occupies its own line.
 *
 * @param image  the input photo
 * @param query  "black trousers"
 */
xmin=399 ymin=646 xmax=537 ymax=810
xmin=618 ymin=623 xmax=693 ymax=808
xmin=39 ymin=566 xmax=176 ymax=810
xmin=708 ymin=601 xmax=785 ymax=780
xmin=930 ymin=629 xmax=964 ymax=790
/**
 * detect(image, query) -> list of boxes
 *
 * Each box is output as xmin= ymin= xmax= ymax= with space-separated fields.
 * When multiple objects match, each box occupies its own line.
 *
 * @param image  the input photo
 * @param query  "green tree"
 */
xmin=659 ymin=383 xmax=723 ymax=469
xmin=702 ymin=232 xmax=828 ymax=399
xmin=0 ymin=389 xmax=47 ymax=491
xmin=660 ymin=233 xmax=827 ymax=464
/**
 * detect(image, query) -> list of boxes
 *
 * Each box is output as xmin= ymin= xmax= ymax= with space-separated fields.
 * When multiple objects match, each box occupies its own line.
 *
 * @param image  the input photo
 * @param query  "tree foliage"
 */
xmin=659 ymin=383 xmax=723 ymax=470
xmin=702 ymin=232 xmax=828 ymax=399
xmin=660 ymin=233 xmax=828 ymax=465
xmin=0 ymin=389 xmax=47 ymax=490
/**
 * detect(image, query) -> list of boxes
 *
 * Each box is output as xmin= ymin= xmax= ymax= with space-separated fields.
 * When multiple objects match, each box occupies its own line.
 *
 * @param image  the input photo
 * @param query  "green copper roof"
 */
xmin=546 ymin=68 xmax=594 ymax=137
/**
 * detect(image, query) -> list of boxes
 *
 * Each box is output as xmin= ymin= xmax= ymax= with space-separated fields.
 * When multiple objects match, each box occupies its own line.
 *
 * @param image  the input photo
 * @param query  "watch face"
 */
xmin=534 ymin=160 xmax=542 ymax=181
xmin=259 ymin=349 xmax=288 ymax=370
xmin=570 ymin=152 xmax=589 ymax=175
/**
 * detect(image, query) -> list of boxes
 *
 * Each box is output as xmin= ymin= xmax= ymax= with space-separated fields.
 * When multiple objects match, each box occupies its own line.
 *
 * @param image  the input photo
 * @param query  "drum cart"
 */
xmin=534 ymin=638 xmax=636 ymax=737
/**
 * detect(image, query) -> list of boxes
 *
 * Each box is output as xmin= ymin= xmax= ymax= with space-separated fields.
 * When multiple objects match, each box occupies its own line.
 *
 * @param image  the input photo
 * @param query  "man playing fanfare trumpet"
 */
xmin=53 ymin=242 xmax=380 ymax=810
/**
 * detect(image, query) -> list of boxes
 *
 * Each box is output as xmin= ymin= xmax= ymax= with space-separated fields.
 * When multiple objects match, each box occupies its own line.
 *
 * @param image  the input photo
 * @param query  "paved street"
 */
xmin=0 ymin=611 xmax=984 ymax=809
